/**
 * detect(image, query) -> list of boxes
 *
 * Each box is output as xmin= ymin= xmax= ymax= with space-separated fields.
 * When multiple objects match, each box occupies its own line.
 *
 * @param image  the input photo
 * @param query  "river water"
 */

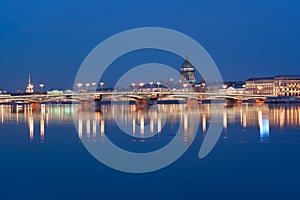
xmin=0 ymin=103 xmax=299 ymax=199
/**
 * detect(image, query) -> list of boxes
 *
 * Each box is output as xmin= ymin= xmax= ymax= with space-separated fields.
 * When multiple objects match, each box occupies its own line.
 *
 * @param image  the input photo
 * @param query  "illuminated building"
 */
xmin=273 ymin=76 xmax=300 ymax=96
xmin=25 ymin=74 xmax=34 ymax=94
xmin=180 ymin=58 xmax=196 ymax=84
xmin=245 ymin=77 xmax=274 ymax=95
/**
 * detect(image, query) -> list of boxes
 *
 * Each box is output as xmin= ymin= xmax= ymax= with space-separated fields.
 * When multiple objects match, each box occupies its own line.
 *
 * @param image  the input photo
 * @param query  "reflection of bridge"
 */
xmin=0 ymin=91 xmax=275 ymax=104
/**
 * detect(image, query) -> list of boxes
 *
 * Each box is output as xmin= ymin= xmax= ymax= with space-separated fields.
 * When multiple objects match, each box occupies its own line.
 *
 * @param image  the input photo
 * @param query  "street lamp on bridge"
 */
xmin=39 ymin=83 xmax=44 ymax=93
xmin=77 ymin=83 xmax=83 ymax=93
xmin=99 ymin=82 xmax=104 ymax=91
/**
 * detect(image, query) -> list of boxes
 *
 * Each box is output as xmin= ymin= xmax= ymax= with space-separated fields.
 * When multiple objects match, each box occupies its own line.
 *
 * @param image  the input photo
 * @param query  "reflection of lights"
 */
xmin=140 ymin=115 xmax=144 ymax=135
xmin=101 ymin=119 xmax=105 ymax=136
xmin=279 ymin=109 xmax=285 ymax=128
xmin=4 ymin=103 xmax=300 ymax=144
xmin=93 ymin=120 xmax=97 ymax=137
xmin=202 ymin=114 xmax=206 ymax=133
xmin=243 ymin=114 xmax=247 ymax=128
xmin=40 ymin=115 xmax=44 ymax=142
xmin=258 ymin=110 xmax=270 ymax=142
xmin=29 ymin=116 xmax=34 ymax=141
xmin=1 ymin=105 xmax=3 ymax=124
xmin=183 ymin=113 xmax=188 ymax=133
xmin=158 ymin=116 xmax=162 ymax=133
xmin=78 ymin=119 xmax=82 ymax=139
xmin=240 ymin=108 xmax=243 ymax=126
xmin=150 ymin=118 xmax=154 ymax=133
xmin=223 ymin=111 xmax=227 ymax=129
xmin=16 ymin=106 xmax=19 ymax=124
xmin=132 ymin=117 xmax=136 ymax=135
xmin=86 ymin=119 xmax=90 ymax=138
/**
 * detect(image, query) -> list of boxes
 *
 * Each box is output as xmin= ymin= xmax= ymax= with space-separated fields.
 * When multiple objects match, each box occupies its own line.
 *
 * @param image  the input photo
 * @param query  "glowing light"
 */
xmin=140 ymin=115 xmax=144 ymax=135
xmin=202 ymin=114 xmax=206 ymax=133
xmin=158 ymin=115 xmax=162 ymax=133
xmin=86 ymin=119 xmax=90 ymax=138
xmin=132 ymin=117 xmax=136 ymax=135
xmin=223 ymin=111 xmax=227 ymax=129
xmin=101 ymin=119 xmax=105 ymax=136
xmin=29 ymin=116 xmax=34 ymax=141
xmin=40 ymin=115 xmax=45 ymax=142
xmin=183 ymin=113 xmax=188 ymax=133
xmin=78 ymin=119 xmax=82 ymax=139
xmin=93 ymin=119 xmax=97 ymax=137
xmin=150 ymin=118 xmax=154 ymax=133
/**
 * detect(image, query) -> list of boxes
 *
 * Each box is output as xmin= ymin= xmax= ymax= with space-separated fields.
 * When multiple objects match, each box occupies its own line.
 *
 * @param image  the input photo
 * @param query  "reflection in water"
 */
xmin=1 ymin=103 xmax=300 ymax=143
xmin=258 ymin=110 xmax=270 ymax=142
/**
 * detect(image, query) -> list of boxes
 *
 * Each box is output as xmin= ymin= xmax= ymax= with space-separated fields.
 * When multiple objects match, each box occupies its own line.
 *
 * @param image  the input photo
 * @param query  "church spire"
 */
xmin=26 ymin=73 xmax=34 ymax=93
xmin=28 ymin=73 xmax=31 ymax=84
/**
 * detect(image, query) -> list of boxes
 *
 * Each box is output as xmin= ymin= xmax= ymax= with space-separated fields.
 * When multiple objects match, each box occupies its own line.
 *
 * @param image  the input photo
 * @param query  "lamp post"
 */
xmin=92 ymin=82 xmax=96 ymax=89
xmin=139 ymin=82 xmax=144 ymax=92
xmin=223 ymin=84 xmax=227 ymax=94
xmin=85 ymin=83 xmax=90 ymax=92
xmin=100 ymin=82 xmax=104 ymax=91
xmin=183 ymin=83 xmax=188 ymax=92
xmin=39 ymin=83 xmax=44 ymax=93
xmin=157 ymin=82 xmax=161 ymax=92
xmin=131 ymin=83 xmax=136 ymax=91
xmin=77 ymin=83 xmax=83 ymax=93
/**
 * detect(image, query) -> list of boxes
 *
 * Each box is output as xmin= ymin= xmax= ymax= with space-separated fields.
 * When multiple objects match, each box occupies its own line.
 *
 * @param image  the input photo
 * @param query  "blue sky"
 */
xmin=0 ymin=0 xmax=300 ymax=91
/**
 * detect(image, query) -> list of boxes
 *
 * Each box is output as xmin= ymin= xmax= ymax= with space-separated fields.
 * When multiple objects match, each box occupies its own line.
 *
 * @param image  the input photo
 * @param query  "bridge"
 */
xmin=0 ymin=91 xmax=275 ymax=104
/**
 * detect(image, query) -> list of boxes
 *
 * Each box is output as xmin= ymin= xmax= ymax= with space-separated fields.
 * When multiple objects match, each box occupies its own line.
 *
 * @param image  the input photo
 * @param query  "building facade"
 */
xmin=180 ymin=59 xmax=196 ymax=84
xmin=273 ymin=76 xmax=300 ymax=96
xmin=245 ymin=77 xmax=274 ymax=95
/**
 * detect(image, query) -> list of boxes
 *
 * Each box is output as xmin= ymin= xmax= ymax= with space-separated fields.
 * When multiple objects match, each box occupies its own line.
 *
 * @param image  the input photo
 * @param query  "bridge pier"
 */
xmin=94 ymin=94 xmax=103 ymax=106
xmin=136 ymin=99 xmax=149 ymax=109
xmin=226 ymin=98 xmax=242 ymax=104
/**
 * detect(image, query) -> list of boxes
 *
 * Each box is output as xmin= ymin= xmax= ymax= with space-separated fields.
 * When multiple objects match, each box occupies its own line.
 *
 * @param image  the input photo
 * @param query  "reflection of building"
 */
xmin=273 ymin=76 xmax=300 ymax=96
xmin=180 ymin=59 xmax=196 ymax=84
xmin=245 ymin=77 xmax=274 ymax=95
xmin=258 ymin=110 xmax=270 ymax=141
xmin=25 ymin=74 xmax=34 ymax=93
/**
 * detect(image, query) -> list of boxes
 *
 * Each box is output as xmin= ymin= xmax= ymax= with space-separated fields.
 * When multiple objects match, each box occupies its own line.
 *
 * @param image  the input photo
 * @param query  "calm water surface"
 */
xmin=0 ymin=103 xmax=300 ymax=199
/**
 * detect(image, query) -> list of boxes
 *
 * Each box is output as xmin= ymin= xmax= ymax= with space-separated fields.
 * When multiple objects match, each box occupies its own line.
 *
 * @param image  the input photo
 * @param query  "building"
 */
xmin=273 ymin=76 xmax=300 ymax=96
xmin=180 ymin=59 xmax=196 ymax=84
xmin=220 ymin=85 xmax=245 ymax=94
xmin=25 ymin=74 xmax=34 ymax=94
xmin=47 ymin=90 xmax=64 ymax=95
xmin=245 ymin=77 xmax=274 ymax=95
xmin=220 ymin=81 xmax=245 ymax=94
xmin=136 ymin=83 xmax=169 ymax=92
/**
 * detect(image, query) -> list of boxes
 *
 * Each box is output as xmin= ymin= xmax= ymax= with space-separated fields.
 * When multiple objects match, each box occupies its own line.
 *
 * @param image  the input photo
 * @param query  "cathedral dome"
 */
xmin=180 ymin=59 xmax=195 ymax=72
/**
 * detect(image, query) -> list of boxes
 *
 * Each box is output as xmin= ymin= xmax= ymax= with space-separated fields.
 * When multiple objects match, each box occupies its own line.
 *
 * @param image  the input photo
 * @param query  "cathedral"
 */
xmin=180 ymin=58 xmax=196 ymax=84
